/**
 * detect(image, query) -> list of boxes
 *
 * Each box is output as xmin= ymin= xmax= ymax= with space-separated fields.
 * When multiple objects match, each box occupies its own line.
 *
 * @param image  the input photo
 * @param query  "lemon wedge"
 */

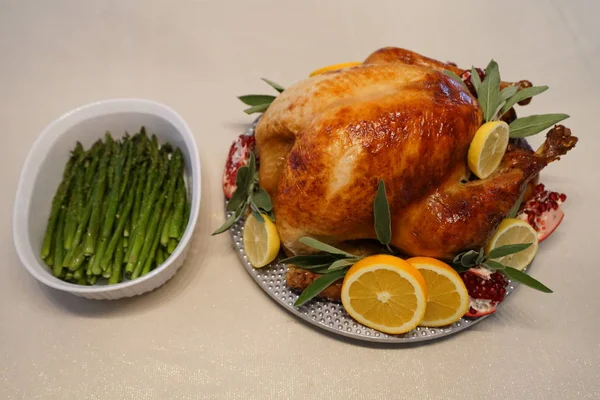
xmin=243 ymin=213 xmax=280 ymax=268
xmin=487 ymin=218 xmax=539 ymax=270
xmin=309 ymin=62 xmax=362 ymax=77
xmin=340 ymin=255 xmax=427 ymax=334
xmin=468 ymin=121 xmax=510 ymax=179
xmin=407 ymin=257 xmax=470 ymax=327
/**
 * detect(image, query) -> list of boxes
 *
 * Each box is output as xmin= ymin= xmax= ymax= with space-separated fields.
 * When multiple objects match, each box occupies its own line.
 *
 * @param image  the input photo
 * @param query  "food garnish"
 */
xmin=460 ymin=267 xmax=508 ymax=318
xmin=309 ymin=62 xmax=362 ymax=77
xmin=467 ymin=121 xmax=509 ymax=179
xmin=243 ymin=212 xmax=280 ymax=268
xmin=517 ymin=183 xmax=567 ymax=242
xmin=486 ymin=218 xmax=539 ymax=271
xmin=407 ymin=257 xmax=470 ymax=327
xmin=41 ymin=128 xmax=190 ymax=285
xmin=340 ymin=255 xmax=428 ymax=335
xmin=212 ymin=152 xmax=275 ymax=235
xmin=237 ymin=78 xmax=285 ymax=115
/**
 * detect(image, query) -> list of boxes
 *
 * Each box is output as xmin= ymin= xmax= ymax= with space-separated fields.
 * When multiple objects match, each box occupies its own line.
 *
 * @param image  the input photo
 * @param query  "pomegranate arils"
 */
xmin=518 ymin=182 xmax=567 ymax=242
xmin=460 ymin=68 xmax=485 ymax=97
xmin=460 ymin=267 xmax=508 ymax=318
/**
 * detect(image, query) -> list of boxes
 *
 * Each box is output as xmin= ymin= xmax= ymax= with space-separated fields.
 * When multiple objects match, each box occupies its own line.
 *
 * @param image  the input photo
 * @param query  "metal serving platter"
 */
xmin=228 ymin=121 xmax=517 ymax=343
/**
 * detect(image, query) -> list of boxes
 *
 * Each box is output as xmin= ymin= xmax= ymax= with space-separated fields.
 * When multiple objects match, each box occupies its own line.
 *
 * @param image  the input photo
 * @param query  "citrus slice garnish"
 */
xmin=309 ymin=62 xmax=362 ymax=77
xmin=487 ymin=218 xmax=539 ymax=270
xmin=468 ymin=121 xmax=509 ymax=179
xmin=340 ymin=254 xmax=427 ymax=334
xmin=407 ymin=257 xmax=470 ymax=327
xmin=242 ymin=213 xmax=280 ymax=268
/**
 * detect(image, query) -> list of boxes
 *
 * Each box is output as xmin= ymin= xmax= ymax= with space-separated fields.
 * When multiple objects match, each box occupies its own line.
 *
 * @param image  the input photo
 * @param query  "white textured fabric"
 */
xmin=1 ymin=1 xmax=599 ymax=399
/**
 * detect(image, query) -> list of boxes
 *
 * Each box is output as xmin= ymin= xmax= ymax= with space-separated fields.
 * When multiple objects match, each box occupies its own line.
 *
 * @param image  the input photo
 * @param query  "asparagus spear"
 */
xmin=179 ymin=194 xmax=191 ymax=241
xmin=169 ymin=155 xmax=186 ymax=239
xmin=118 ymin=135 xmax=134 ymax=202
xmin=40 ymin=143 xmax=83 ymax=259
xmin=52 ymin=208 xmax=67 ymax=277
xmin=130 ymin=153 xmax=171 ymax=278
xmin=90 ymin=138 xmax=127 ymax=274
xmin=63 ymin=165 xmax=85 ymax=250
xmin=108 ymin=236 xmax=125 ymax=285
xmin=160 ymin=212 xmax=172 ymax=247
xmin=127 ymin=161 xmax=147 ymax=252
xmin=139 ymin=149 xmax=182 ymax=276
xmin=83 ymin=136 xmax=112 ymax=255
xmin=68 ymin=241 xmax=87 ymax=271
xmin=99 ymin=173 xmax=138 ymax=270
xmin=73 ymin=260 xmax=86 ymax=281
xmin=167 ymin=238 xmax=178 ymax=254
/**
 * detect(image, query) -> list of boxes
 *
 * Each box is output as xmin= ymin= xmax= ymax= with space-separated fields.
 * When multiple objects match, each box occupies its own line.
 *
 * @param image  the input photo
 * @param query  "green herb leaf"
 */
xmin=299 ymin=237 xmax=356 ymax=258
xmin=487 ymin=243 xmax=532 ymax=259
xmin=252 ymin=188 xmax=273 ymax=212
xmin=484 ymin=260 xmax=506 ymax=270
xmin=294 ymin=269 xmax=347 ymax=307
xmin=451 ymin=263 xmax=469 ymax=273
xmin=503 ymin=267 xmax=553 ymax=293
xmin=280 ymin=254 xmax=339 ymax=267
xmin=373 ymin=180 xmax=392 ymax=245
xmin=211 ymin=213 xmax=238 ymax=235
xmin=501 ymin=85 xmax=548 ymax=115
xmin=476 ymin=248 xmax=485 ymax=264
xmin=509 ymin=113 xmax=570 ymax=138
xmin=327 ymin=258 xmax=357 ymax=271
xmin=460 ymin=250 xmax=480 ymax=267
xmin=246 ymin=153 xmax=257 ymax=190
xmin=225 ymin=188 xmax=248 ymax=212
xmin=238 ymin=95 xmax=277 ymax=106
xmin=508 ymin=188 xmax=526 ymax=218
xmin=443 ymin=70 xmax=469 ymax=91
xmin=478 ymin=60 xmax=503 ymax=122
xmin=244 ymin=103 xmax=271 ymax=115
xmin=261 ymin=78 xmax=285 ymax=93
xmin=470 ymin=67 xmax=482 ymax=93
xmin=500 ymin=86 xmax=518 ymax=101
xmin=250 ymin=202 xmax=264 ymax=222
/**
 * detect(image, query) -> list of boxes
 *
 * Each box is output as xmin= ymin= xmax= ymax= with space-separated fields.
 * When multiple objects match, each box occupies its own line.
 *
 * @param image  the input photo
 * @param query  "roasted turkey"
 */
xmin=255 ymin=47 xmax=577 ymax=267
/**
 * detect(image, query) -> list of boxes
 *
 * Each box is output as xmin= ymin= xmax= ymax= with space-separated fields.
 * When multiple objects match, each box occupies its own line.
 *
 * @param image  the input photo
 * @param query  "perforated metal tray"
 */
xmin=227 ymin=121 xmax=517 ymax=343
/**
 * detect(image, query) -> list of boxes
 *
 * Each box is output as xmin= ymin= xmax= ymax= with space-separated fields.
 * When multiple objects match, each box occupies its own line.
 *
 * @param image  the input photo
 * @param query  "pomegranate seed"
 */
xmin=559 ymin=193 xmax=567 ymax=202
xmin=549 ymin=192 xmax=559 ymax=201
xmin=536 ymin=184 xmax=545 ymax=193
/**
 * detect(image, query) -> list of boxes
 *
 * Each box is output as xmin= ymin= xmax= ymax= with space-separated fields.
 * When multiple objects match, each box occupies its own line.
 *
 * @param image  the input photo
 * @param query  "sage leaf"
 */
xmin=479 ymin=60 xmax=503 ymax=122
xmin=443 ymin=70 xmax=468 ymax=91
xmin=211 ymin=213 xmax=238 ymax=235
xmin=451 ymin=263 xmax=469 ymax=273
xmin=299 ymin=237 xmax=356 ymax=258
xmin=460 ymin=250 xmax=479 ymax=267
xmin=238 ymin=95 xmax=277 ymax=106
xmin=509 ymin=113 xmax=569 ymax=138
xmin=476 ymin=248 xmax=485 ymax=264
xmin=503 ymin=267 xmax=553 ymax=293
xmin=501 ymin=85 xmax=549 ymax=115
xmin=261 ymin=78 xmax=285 ymax=93
xmin=235 ymin=165 xmax=250 ymax=188
xmin=250 ymin=202 xmax=264 ymax=222
xmin=373 ymin=180 xmax=392 ymax=245
xmin=244 ymin=103 xmax=271 ymax=115
xmin=225 ymin=187 xmax=247 ymax=212
xmin=252 ymin=188 xmax=273 ymax=212
xmin=280 ymin=254 xmax=339 ymax=267
xmin=246 ymin=153 xmax=257 ymax=191
xmin=484 ymin=260 xmax=506 ymax=270
xmin=470 ymin=67 xmax=482 ymax=93
xmin=488 ymin=243 xmax=532 ymax=259
xmin=294 ymin=269 xmax=347 ymax=307
xmin=508 ymin=188 xmax=526 ymax=218
xmin=327 ymin=258 xmax=357 ymax=271
xmin=500 ymin=86 xmax=518 ymax=101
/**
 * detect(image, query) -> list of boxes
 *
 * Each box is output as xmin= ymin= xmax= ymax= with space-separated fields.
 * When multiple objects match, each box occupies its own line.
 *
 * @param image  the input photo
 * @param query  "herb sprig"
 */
xmin=238 ymin=78 xmax=285 ymax=114
xmin=445 ymin=60 xmax=569 ymax=138
xmin=285 ymin=180 xmax=393 ymax=307
xmin=212 ymin=153 xmax=275 ymax=235
xmin=452 ymin=245 xmax=552 ymax=293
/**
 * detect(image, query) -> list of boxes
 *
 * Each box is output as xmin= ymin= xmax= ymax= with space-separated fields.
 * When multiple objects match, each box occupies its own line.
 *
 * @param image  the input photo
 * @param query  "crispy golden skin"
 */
xmin=256 ymin=47 xmax=577 ymax=262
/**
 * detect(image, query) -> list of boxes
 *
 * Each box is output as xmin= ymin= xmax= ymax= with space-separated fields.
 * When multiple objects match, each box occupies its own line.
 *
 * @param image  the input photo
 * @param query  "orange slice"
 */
xmin=407 ymin=257 xmax=470 ymax=327
xmin=340 ymin=255 xmax=427 ymax=334
xmin=309 ymin=62 xmax=362 ymax=77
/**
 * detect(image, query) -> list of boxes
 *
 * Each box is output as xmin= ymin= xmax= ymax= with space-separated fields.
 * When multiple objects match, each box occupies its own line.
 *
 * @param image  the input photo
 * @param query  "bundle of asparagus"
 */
xmin=40 ymin=128 xmax=191 ymax=285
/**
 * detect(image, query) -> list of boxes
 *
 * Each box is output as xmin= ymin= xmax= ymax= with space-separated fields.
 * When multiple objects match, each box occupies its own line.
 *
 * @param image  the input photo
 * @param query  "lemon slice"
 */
xmin=468 ymin=121 xmax=509 ymax=179
xmin=309 ymin=62 xmax=362 ymax=77
xmin=340 ymin=255 xmax=427 ymax=334
xmin=243 ymin=213 xmax=280 ymax=268
xmin=407 ymin=257 xmax=470 ymax=327
xmin=487 ymin=218 xmax=539 ymax=270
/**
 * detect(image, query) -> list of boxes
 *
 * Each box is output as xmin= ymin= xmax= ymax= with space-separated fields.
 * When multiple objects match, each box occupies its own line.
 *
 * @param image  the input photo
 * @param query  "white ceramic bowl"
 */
xmin=13 ymin=99 xmax=201 ymax=299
